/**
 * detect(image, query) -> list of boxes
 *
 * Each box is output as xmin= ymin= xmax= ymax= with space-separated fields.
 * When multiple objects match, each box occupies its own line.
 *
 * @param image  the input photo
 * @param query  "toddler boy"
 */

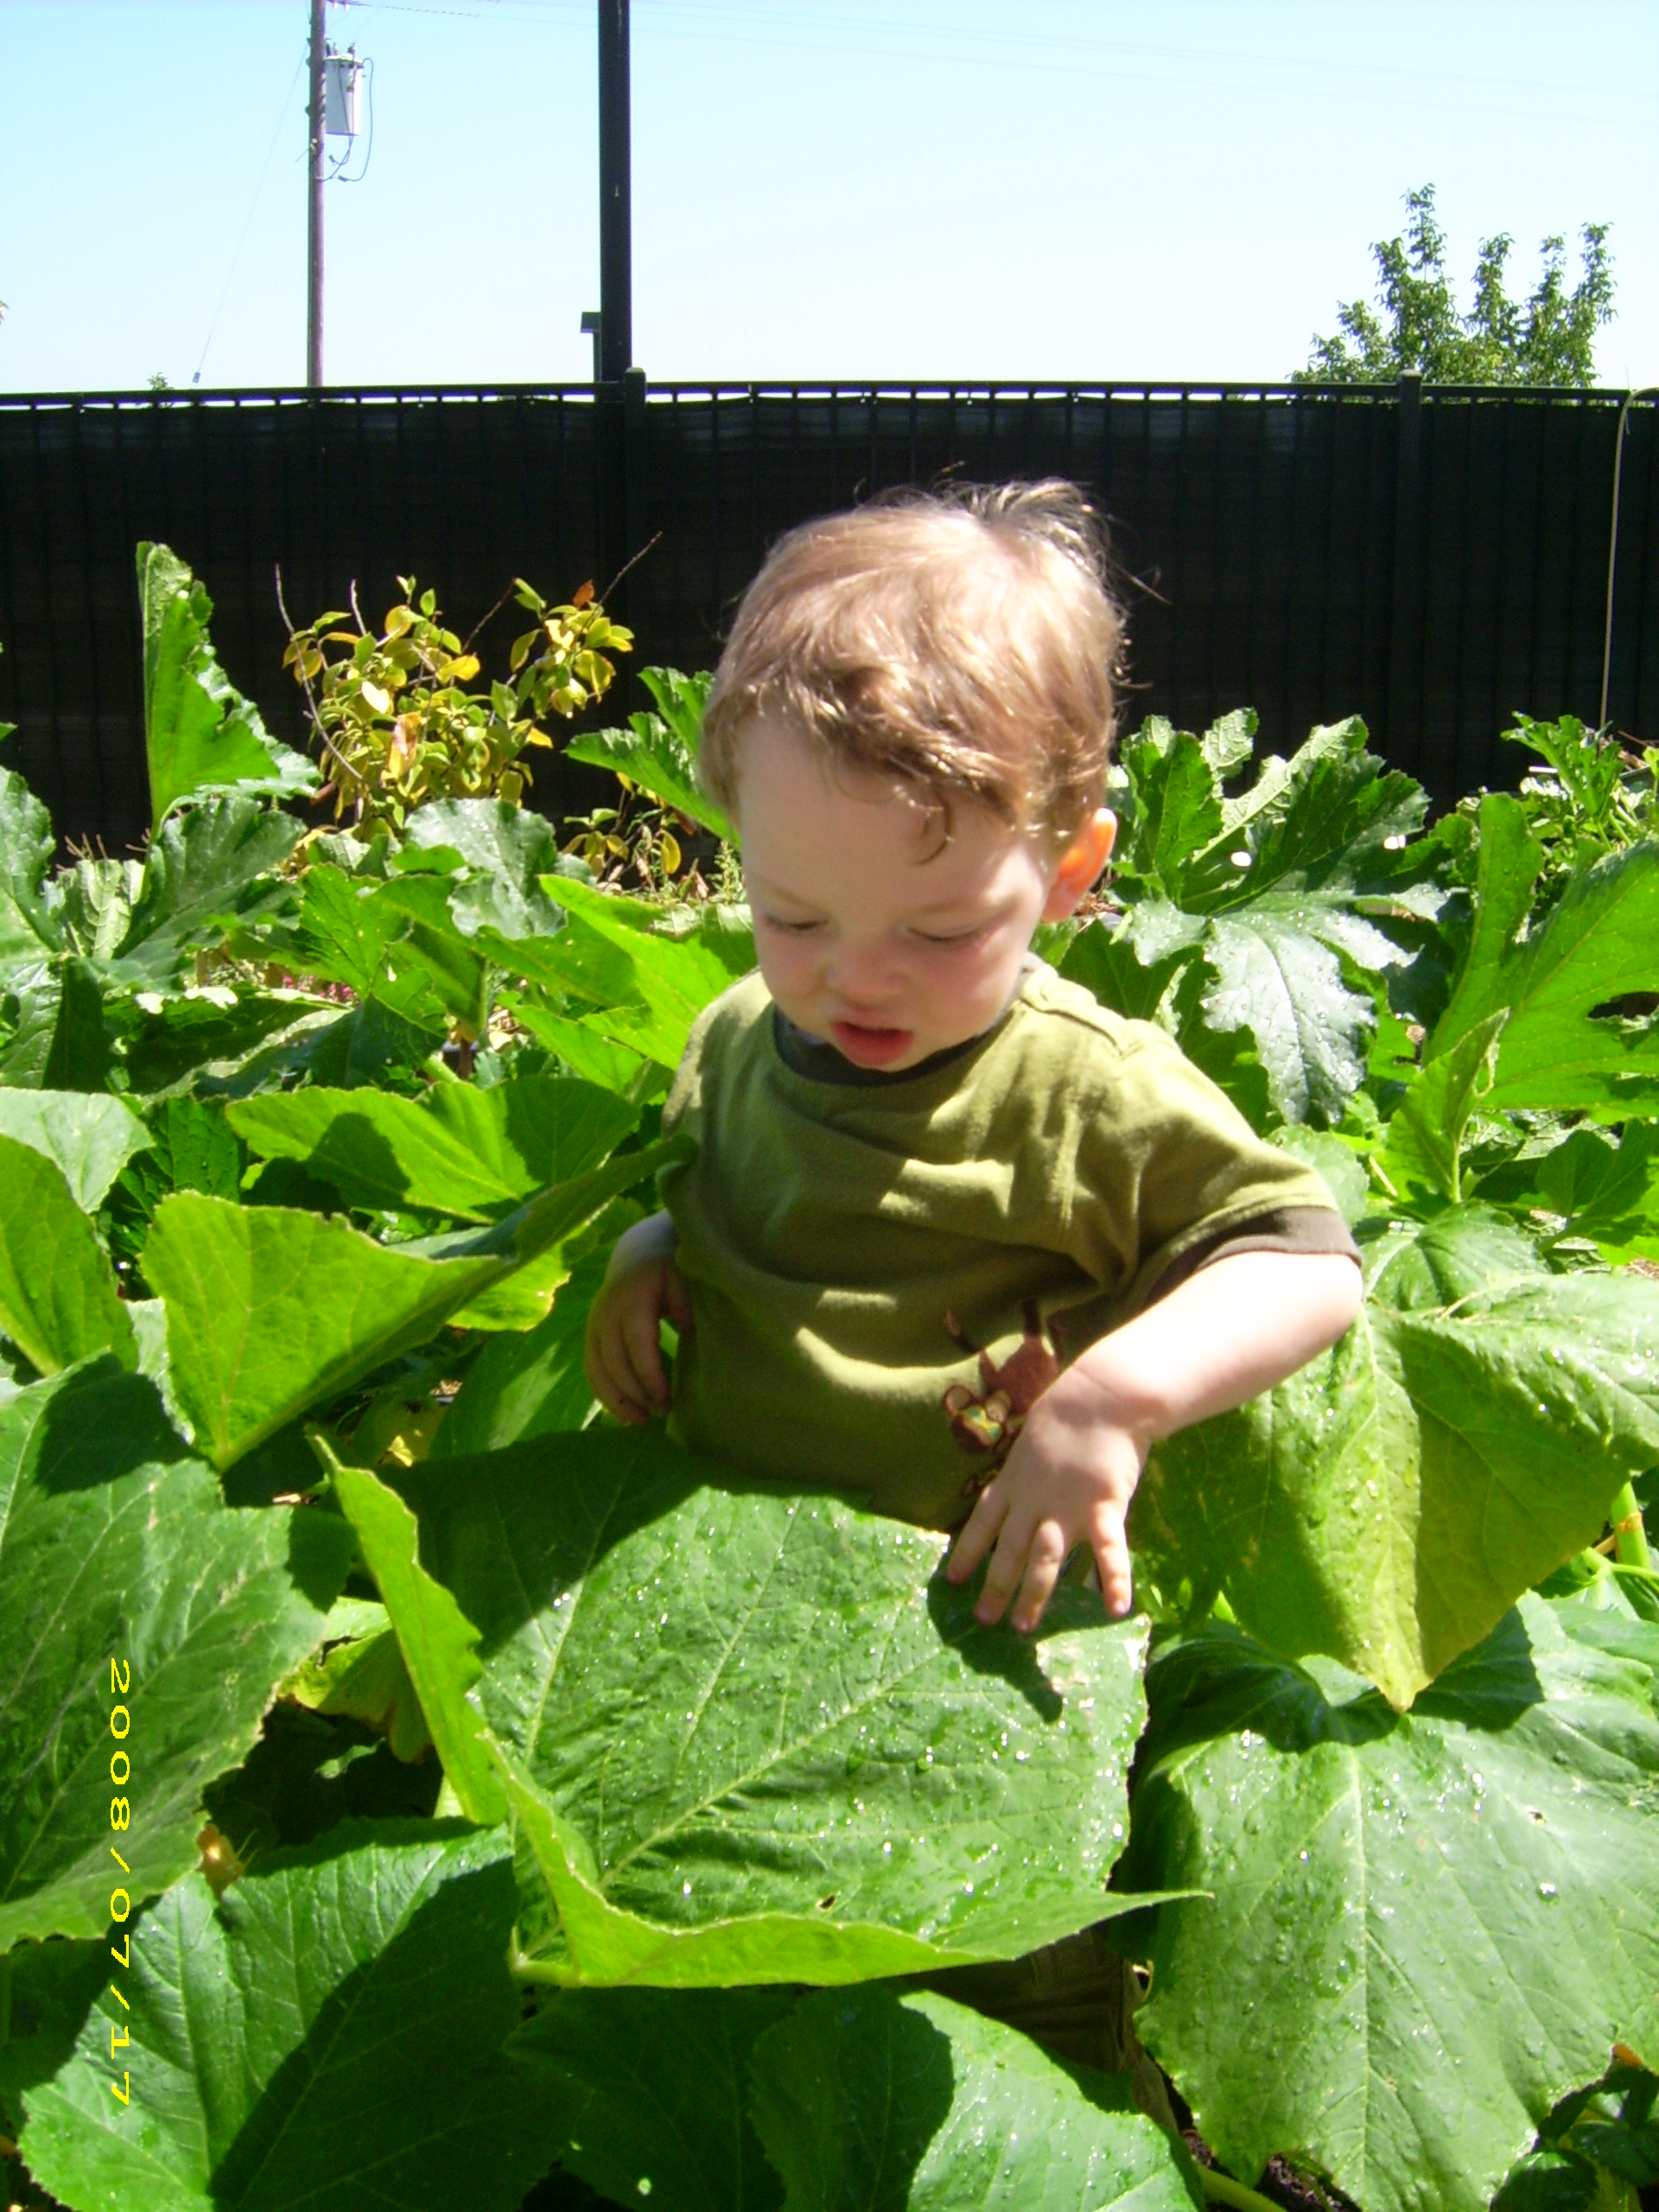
xmin=585 ymin=482 xmax=1362 ymax=1634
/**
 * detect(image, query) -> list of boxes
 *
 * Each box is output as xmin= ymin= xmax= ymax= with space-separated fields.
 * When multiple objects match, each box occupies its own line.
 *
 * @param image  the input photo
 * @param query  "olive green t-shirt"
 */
xmin=658 ymin=963 xmax=1356 ymax=1529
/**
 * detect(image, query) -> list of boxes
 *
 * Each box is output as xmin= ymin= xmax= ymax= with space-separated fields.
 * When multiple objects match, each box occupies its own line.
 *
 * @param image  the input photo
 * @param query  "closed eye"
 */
xmin=763 ymin=913 xmax=825 ymax=934
xmin=912 ymin=925 xmax=984 ymax=947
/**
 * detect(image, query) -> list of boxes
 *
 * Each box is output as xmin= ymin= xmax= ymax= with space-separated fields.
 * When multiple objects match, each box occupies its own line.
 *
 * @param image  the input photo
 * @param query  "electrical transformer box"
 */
xmin=324 ymin=49 xmax=361 ymax=137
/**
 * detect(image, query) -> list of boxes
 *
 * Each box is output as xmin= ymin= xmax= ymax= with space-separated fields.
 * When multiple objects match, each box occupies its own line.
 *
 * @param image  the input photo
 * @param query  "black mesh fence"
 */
xmin=0 ymin=378 xmax=1653 ymax=850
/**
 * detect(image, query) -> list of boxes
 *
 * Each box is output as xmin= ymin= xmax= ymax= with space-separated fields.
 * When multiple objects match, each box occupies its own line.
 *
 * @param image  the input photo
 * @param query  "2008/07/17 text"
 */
xmin=106 ymin=1659 xmax=133 ymax=2107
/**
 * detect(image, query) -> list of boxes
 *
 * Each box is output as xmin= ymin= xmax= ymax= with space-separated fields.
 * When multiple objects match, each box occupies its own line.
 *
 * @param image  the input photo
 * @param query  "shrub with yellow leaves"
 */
xmin=282 ymin=575 xmax=632 ymax=834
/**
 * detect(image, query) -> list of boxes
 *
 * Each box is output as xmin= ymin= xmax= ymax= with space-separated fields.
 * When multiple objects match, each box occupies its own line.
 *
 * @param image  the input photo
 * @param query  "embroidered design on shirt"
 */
xmin=941 ymin=1302 xmax=1062 ymax=1494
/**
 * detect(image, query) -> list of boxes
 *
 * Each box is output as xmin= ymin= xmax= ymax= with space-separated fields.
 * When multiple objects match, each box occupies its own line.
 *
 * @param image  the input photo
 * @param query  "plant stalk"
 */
xmin=1198 ymin=2166 xmax=1287 ymax=2212
xmin=1609 ymin=1480 xmax=1652 ymax=1571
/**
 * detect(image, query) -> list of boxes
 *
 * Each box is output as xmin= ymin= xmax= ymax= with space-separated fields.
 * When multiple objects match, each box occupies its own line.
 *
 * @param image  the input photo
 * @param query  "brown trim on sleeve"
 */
xmin=1142 ymin=1205 xmax=1363 ymax=1306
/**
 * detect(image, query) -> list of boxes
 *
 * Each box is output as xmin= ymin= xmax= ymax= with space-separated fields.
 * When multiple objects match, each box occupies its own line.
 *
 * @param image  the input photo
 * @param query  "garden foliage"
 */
xmin=0 ymin=548 xmax=1655 ymax=2212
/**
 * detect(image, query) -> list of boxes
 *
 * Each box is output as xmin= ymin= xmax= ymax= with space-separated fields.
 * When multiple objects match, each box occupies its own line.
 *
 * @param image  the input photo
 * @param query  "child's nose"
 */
xmin=826 ymin=937 xmax=902 ymax=1002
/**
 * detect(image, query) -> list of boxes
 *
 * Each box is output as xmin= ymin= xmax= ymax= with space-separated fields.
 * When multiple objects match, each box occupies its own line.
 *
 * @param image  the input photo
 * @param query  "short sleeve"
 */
xmin=1066 ymin=1022 xmax=1354 ymax=1315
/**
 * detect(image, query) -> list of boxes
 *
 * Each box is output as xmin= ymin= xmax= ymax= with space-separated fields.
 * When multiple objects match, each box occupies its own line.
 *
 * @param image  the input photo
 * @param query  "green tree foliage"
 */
xmin=1297 ymin=184 xmax=1615 ymax=385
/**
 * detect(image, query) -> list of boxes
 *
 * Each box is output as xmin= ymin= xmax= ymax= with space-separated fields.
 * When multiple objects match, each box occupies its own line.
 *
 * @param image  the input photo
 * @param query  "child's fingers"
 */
xmin=1009 ymin=1521 xmax=1070 ymax=1635
xmin=585 ymin=1305 xmax=652 ymax=1425
xmin=620 ymin=1297 xmax=671 ymax=1413
xmin=944 ymin=1478 xmax=1007 ymax=1586
xmin=1088 ymin=1498 xmax=1134 ymax=1618
xmin=975 ymin=1506 xmax=1039 ymax=1626
xmin=664 ymin=1262 xmax=696 ymax=1333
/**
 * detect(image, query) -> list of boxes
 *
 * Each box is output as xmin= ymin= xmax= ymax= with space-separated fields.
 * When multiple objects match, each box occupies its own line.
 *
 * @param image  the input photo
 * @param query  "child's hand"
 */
xmin=583 ymin=1211 xmax=694 ymax=1426
xmin=944 ymin=1251 xmax=1364 ymax=1634
xmin=944 ymin=1362 xmax=1149 ymax=1633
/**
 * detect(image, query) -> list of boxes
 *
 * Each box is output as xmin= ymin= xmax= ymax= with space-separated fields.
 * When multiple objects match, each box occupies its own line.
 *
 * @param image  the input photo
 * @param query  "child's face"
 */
xmin=734 ymin=718 xmax=1113 ymax=1071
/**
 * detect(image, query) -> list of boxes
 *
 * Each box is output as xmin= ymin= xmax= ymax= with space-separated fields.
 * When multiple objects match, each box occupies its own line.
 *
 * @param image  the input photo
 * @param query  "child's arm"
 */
xmin=945 ymin=1249 xmax=1363 ymax=1634
xmin=583 ymin=1211 xmax=695 ymax=1425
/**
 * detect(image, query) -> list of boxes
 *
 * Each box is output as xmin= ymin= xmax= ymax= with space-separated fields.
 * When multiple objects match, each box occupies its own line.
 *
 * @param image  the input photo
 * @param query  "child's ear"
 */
xmin=1041 ymin=810 xmax=1116 ymax=921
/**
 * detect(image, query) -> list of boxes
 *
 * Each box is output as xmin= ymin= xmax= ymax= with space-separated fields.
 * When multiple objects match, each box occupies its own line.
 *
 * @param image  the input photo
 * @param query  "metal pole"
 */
xmin=597 ymin=0 xmax=632 ymax=381
xmin=1599 ymin=387 xmax=1657 ymax=732
xmin=307 ymin=0 xmax=326 ymax=389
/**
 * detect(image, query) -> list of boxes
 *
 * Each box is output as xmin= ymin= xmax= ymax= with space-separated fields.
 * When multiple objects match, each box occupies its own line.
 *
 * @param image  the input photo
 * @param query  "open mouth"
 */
xmin=830 ymin=1020 xmax=915 ymax=1067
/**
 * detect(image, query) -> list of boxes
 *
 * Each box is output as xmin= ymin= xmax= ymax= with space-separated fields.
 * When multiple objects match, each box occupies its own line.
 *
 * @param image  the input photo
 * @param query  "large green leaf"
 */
xmin=141 ymin=1196 xmax=505 ymax=1469
xmin=403 ymin=795 xmax=570 ymax=941
xmin=0 ymin=766 xmax=60 ymax=979
xmin=289 ymin=861 xmax=415 ymax=994
xmin=0 ymin=1088 xmax=151 ymax=1211
xmin=1122 ymin=1597 xmax=1659 ymax=2212
xmin=507 ymin=1986 xmax=792 ymax=2212
xmin=1379 ymin=1007 xmax=1508 ymax=1201
xmin=493 ymin=876 xmax=736 ymax=1071
xmin=140 ymin=1138 xmax=685 ymax=1469
xmin=322 ymin=1446 xmax=507 ymax=1824
xmin=138 ymin=542 xmax=317 ymax=831
xmin=116 ymin=984 xmax=339 ymax=1097
xmin=1112 ymin=726 xmax=1224 ymax=889
xmin=1429 ymin=799 xmax=1659 ymax=1114
xmin=748 ymin=1986 xmax=1201 ymax=2212
xmin=1480 ymin=1121 xmax=1659 ymax=1268
xmin=0 ymin=1359 xmax=353 ymax=1950
xmin=99 ymin=798 xmax=304 ymax=988
xmin=0 ymin=1935 xmax=108 ymax=2138
xmin=227 ymin=1074 xmax=635 ymax=1221
xmin=391 ymin=1428 xmax=1160 ymax=1986
xmin=433 ymin=1248 xmax=603 ymax=1455
xmin=1080 ymin=719 xmax=1446 ymax=1126
xmin=568 ymin=667 xmax=733 ymax=842
xmin=1131 ymin=1215 xmax=1659 ymax=1707
xmin=0 ymin=1132 xmax=134 ymax=1374
xmin=17 ymin=1824 xmax=565 ymax=2212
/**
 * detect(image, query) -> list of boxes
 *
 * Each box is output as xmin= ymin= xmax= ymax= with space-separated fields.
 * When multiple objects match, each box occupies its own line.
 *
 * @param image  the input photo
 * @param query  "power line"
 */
xmin=192 ymin=48 xmax=308 ymax=387
xmin=339 ymin=0 xmax=1653 ymax=111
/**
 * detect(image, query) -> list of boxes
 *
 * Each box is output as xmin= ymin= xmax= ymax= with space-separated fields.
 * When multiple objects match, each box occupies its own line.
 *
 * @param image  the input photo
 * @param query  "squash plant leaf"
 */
xmin=98 ymin=797 xmax=304 ymax=988
xmin=143 ymin=1136 xmax=684 ymax=1469
xmin=0 ymin=1359 xmax=353 ymax=1951
xmin=568 ymin=667 xmax=733 ymax=842
xmin=507 ymin=1985 xmax=792 ymax=2212
xmin=0 ymin=1088 xmax=151 ymax=1212
xmin=392 ymin=1428 xmax=1162 ymax=1987
xmin=229 ymin=1074 xmax=636 ymax=1222
xmin=748 ymin=1986 xmax=1203 ymax=2212
xmin=402 ymin=794 xmax=570 ymax=941
xmin=434 ymin=1248 xmax=603 ymax=1455
xmin=321 ymin=1444 xmax=507 ymax=1823
xmin=142 ymin=1198 xmax=506 ymax=1469
xmin=484 ymin=874 xmax=736 ymax=1071
xmin=1133 ymin=1220 xmax=1659 ymax=1707
xmin=138 ymin=542 xmax=317 ymax=833
xmin=1121 ymin=1596 xmax=1659 ymax=2212
xmin=17 ymin=1825 xmax=565 ymax=2212
xmin=1379 ymin=1007 xmax=1508 ymax=1201
xmin=116 ymin=985 xmax=338 ymax=1098
xmin=1427 ymin=799 xmax=1659 ymax=1115
xmin=0 ymin=766 xmax=60 ymax=978
xmin=1077 ymin=719 xmax=1445 ymax=1127
xmin=0 ymin=1132 xmax=134 ymax=1375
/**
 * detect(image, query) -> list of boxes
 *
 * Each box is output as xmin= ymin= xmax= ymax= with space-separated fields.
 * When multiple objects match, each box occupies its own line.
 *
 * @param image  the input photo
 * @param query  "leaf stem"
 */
xmin=1198 ymin=2167 xmax=1286 ymax=2212
xmin=1609 ymin=1480 xmax=1652 ymax=1571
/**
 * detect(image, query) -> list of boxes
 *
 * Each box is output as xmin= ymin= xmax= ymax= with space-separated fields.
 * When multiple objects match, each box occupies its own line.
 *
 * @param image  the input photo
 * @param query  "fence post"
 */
xmin=1387 ymin=371 xmax=1424 ymax=774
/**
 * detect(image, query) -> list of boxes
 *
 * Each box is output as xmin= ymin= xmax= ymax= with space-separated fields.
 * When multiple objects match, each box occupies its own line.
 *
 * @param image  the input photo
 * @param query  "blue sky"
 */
xmin=1 ymin=0 xmax=1654 ymax=392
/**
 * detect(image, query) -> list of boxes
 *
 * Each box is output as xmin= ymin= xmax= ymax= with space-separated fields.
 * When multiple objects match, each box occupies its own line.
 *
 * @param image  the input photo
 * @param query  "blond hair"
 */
xmin=699 ymin=480 xmax=1124 ymax=846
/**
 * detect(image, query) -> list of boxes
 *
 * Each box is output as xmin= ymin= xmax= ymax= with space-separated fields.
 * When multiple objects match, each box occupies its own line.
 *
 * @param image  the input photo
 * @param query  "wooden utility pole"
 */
xmin=596 ymin=0 xmax=632 ymax=381
xmin=307 ymin=0 xmax=326 ymax=388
